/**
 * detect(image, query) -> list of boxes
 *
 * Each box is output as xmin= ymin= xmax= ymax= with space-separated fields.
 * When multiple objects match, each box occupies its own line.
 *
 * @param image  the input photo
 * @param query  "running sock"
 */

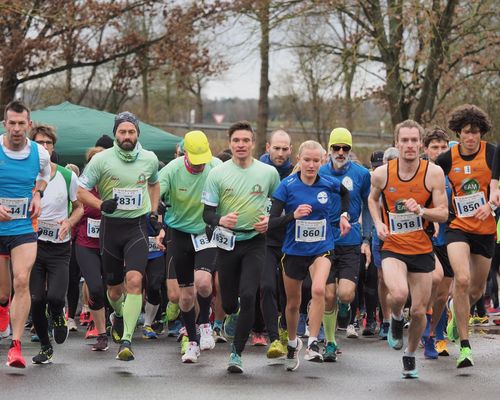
xmin=307 ymin=336 xmax=318 ymax=347
xmin=214 ymin=319 xmax=223 ymax=330
xmin=404 ymin=349 xmax=416 ymax=357
xmin=182 ymin=307 xmax=198 ymax=343
xmin=287 ymin=338 xmax=298 ymax=348
xmin=197 ymin=294 xmax=211 ymax=324
xmin=144 ymin=301 xmax=159 ymax=327
xmin=107 ymin=292 xmax=125 ymax=317
xmin=460 ymin=340 xmax=471 ymax=349
xmin=435 ymin=309 xmax=447 ymax=341
xmin=121 ymin=293 xmax=142 ymax=342
xmin=322 ymin=308 xmax=338 ymax=345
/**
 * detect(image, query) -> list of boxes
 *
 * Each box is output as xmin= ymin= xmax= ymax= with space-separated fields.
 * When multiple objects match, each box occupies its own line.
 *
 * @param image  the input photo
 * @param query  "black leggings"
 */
xmin=75 ymin=245 xmax=106 ymax=311
xmin=350 ymin=253 xmax=378 ymax=324
xmin=67 ymin=243 xmax=81 ymax=319
xmin=216 ymin=234 xmax=265 ymax=355
xmin=489 ymin=242 xmax=500 ymax=308
xmin=145 ymin=255 xmax=165 ymax=305
xmin=30 ymin=241 xmax=71 ymax=346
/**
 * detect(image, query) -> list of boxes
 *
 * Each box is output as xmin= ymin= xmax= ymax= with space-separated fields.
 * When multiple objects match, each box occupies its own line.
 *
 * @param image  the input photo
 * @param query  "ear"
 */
xmin=266 ymin=142 xmax=270 ymax=152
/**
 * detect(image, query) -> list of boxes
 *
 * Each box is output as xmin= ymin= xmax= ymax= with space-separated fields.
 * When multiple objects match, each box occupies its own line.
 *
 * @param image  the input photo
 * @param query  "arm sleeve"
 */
xmin=340 ymin=184 xmax=350 ymax=213
xmin=435 ymin=149 xmax=452 ymax=175
xmin=37 ymin=146 xmax=51 ymax=183
xmin=203 ymin=204 xmax=221 ymax=226
xmin=268 ymin=198 xmax=295 ymax=230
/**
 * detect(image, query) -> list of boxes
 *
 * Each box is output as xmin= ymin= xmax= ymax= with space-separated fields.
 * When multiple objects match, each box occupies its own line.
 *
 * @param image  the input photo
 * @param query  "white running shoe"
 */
xmin=181 ymin=341 xmax=201 ymax=363
xmin=67 ymin=318 xmax=78 ymax=332
xmin=346 ymin=324 xmax=359 ymax=338
xmin=199 ymin=323 xmax=216 ymax=350
xmin=0 ymin=324 xmax=11 ymax=339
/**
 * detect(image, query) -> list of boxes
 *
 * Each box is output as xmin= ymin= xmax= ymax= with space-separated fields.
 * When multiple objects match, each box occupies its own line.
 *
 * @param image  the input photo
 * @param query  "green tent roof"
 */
xmin=28 ymin=102 xmax=180 ymax=166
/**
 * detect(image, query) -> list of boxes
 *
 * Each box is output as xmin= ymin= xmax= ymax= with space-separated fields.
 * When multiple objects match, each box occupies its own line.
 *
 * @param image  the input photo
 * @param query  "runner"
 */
xmin=157 ymin=130 xmax=221 ymax=363
xmin=0 ymin=100 xmax=51 ymax=368
xmin=77 ymin=111 xmax=160 ymax=361
xmin=269 ymin=140 xmax=350 ymax=370
xmin=29 ymin=124 xmax=83 ymax=364
xmin=202 ymin=121 xmax=280 ymax=373
xmin=436 ymin=104 xmax=496 ymax=368
xmin=368 ymin=120 xmax=448 ymax=378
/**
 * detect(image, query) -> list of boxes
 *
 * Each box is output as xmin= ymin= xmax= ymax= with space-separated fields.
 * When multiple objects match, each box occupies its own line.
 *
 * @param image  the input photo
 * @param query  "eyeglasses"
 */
xmin=332 ymin=145 xmax=351 ymax=152
xmin=36 ymin=140 xmax=53 ymax=145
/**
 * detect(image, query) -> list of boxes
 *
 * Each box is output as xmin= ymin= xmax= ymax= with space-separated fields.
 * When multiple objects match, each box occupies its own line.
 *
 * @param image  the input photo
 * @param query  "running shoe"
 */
xmin=435 ymin=339 xmax=449 ymax=356
xmin=142 ymin=325 xmax=158 ymax=340
xmin=0 ymin=303 xmax=10 ymax=332
xmin=304 ymin=340 xmax=323 ymax=362
xmin=223 ymin=312 xmax=239 ymax=340
xmin=151 ymin=320 xmax=165 ymax=335
xmin=0 ymin=323 xmax=11 ymax=339
xmin=182 ymin=341 xmax=201 ymax=363
xmin=297 ymin=313 xmax=307 ymax=337
xmin=91 ymin=334 xmax=109 ymax=352
xmin=318 ymin=324 xmax=325 ymax=342
xmin=447 ymin=300 xmax=459 ymax=342
xmin=362 ymin=320 xmax=377 ymax=336
xmin=85 ymin=320 xmax=98 ymax=339
xmin=136 ymin=313 xmax=145 ymax=327
xmin=52 ymin=313 xmax=68 ymax=344
xmin=79 ymin=311 xmax=91 ymax=326
xmin=110 ymin=312 xmax=124 ymax=343
xmin=379 ymin=322 xmax=390 ymax=340
xmin=67 ymin=318 xmax=78 ymax=332
xmin=457 ymin=346 xmax=474 ymax=368
xmin=487 ymin=306 xmax=500 ymax=316
xmin=388 ymin=317 xmax=404 ymax=350
xmin=180 ymin=335 xmax=189 ymax=355
xmin=423 ymin=336 xmax=438 ymax=359
xmin=337 ymin=303 xmax=351 ymax=330
xmin=401 ymin=356 xmax=418 ymax=379
xmin=116 ymin=340 xmax=134 ymax=361
xmin=285 ymin=338 xmax=303 ymax=371
xmin=279 ymin=327 xmax=289 ymax=346
xmin=199 ymin=323 xmax=215 ymax=350
xmin=32 ymin=345 xmax=53 ymax=364
xmin=166 ymin=301 xmax=180 ymax=322
xmin=323 ymin=342 xmax=337 ymax=362
xmin=267 ymin=339 xmax=286 ymax=359
xmin=7 ymin=340 xmax=26 ymax=368
xmin=250 ymin=332 xmax=267 ymax=346
xmin=346 ymin=324 xmax=358 ymax=338
xmin=471 ymin=316 xmax=490 ymax=326
xmin=227 ymin=346 xmax=243 ymax=373
xmin=213 ymin=326 xmax=227 ymax=343
xmin=167 ymin=319 xmax=183 ymax=337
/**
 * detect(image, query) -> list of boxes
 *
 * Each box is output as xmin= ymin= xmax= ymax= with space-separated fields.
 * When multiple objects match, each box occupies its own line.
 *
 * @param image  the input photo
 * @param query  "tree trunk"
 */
xmin=194 ymin=83 xmax=203 ymax=124
xmin=0 ymin=71 xmax=19 ymax=117
xmin=256 ymin=0 xmax=270 ymax=155
xmin=142 ymin=62 xmax=149 ymax=121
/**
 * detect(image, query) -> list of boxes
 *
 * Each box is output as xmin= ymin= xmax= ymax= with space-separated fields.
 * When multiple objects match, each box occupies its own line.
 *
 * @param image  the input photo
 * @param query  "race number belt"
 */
xmin=454 ymin=192 xmax=486 ymax=218
xmin=388 ymin=212 xmax=423 ymax=234
xmin=0 ymin=197 xmax=28 ymax=219
xmin=191 ymin=233 xmax=217 ymax=252
xmin=86 ymin=218 xmax=101 ymax=238
xmin=38 ymin=220 xmax=65 ymax=242
xmin=112 ymin=188 xmax=142 ymax=210
xmin=148 ymin=237 xmax=161 ymax=252
xmin=295 ymin=219 xmax=326 ymax=242
xmin=212 ymin=226 xmax=236 ymax=251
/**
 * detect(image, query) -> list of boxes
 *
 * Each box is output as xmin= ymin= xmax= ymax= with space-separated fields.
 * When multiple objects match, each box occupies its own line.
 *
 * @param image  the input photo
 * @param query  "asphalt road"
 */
xmin=0 ymin=325 xmax=498 ymax=400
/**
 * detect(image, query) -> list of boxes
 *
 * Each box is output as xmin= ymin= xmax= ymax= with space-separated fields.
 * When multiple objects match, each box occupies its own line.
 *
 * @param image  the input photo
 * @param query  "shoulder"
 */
xmin=427 ymin=162 xmax=445 ymax=179
xmin=254 ymin=159 xmax=278 ymax=173
xmin=210 ymin=157 xmax=223 ymax=167
xmin=281 ymin=173 xmax=299 ymax=187
xmin=139 ymin=148 xmax=158 ymax=162
xmin=319 ymin=163 xmax=331 ymax=175
xmin=161 ymin=157 xmax=182 ymax=173
xmin=371 ymin=164 xmax=387 ymax=187
xmin=352 ymin=162 xmax=370 ymax=176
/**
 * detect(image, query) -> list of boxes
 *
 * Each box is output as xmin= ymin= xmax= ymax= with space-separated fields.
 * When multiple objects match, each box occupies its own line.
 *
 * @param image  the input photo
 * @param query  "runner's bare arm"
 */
xmin=148 ymin=181 xmax=160 ymax=213
xmin=368 ymin=165 xmax=389 ymax=241
xmin=418 ymin=163 xmax=448 ymax=223
xmin=77 ymin=186 xmax=102 ymax=210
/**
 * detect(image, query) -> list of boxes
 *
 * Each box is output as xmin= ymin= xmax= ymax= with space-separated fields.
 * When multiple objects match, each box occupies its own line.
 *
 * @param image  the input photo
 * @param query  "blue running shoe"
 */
xmin=223 ymin=312 xmax=239 ymax=340
xmin=167 ymin=319 xmax=183 ymax=337
xmin=379 ymin=322 xmax=389 ymax=340
xmin=401 ymin=356 xmax=418 ymax=379
xmin=297 ymin=313 xmax=307 ymax=337
xmin=387 ymin=317 xmax=404 ymax=350
xmin=318 ymin=324 xmax=325 ymax=342
xmin=227 ymin=345 xmax=243 ymax=373
xmin=423 ymin=336 xmax=438 ymax=359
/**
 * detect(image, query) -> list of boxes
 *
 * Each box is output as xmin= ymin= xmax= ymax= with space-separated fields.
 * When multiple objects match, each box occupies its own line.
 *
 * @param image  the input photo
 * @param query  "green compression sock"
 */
xmin=122 ymin=293 xmax=143 ymax=342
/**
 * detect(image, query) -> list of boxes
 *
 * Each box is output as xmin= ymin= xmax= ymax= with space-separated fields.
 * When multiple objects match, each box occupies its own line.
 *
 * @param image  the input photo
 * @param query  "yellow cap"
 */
xmin=328 ymin=127 xmax=352 ymax=148
xmin=184 ymin=130 xmax=212 ymax=165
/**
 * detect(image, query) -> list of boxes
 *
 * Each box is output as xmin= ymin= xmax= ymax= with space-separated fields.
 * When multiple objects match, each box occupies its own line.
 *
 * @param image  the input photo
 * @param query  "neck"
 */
xmin=3 ymin=135 xmax=27 ymax=151
xmin=232 ymin=156 xmax=253 ymax=169
xmin=300 ymin=172 xmax=316 ymax=186
xmin=399 ymin=157 xmax=419 ymax=173
xmin=459 ymin=143 xmax=480 ymax=156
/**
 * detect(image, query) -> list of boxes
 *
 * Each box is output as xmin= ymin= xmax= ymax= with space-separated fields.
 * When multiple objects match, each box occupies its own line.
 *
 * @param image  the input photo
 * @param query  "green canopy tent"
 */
xmin=28 ymin=102 xmax=180 ymax=167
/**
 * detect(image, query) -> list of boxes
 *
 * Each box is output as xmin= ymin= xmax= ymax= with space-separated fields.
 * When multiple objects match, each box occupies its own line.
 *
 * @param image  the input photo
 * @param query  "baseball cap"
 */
xmin=184 ymin=130 xmax=212 ymax=165
xmin=370 ymin=150 xmax=384 ymax=168
xmin=328 ymin=127 xmax=352 ymax=148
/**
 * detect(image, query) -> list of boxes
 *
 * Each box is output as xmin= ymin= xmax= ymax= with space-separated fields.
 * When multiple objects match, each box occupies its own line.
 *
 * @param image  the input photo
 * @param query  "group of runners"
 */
xmin=0 ymin=99 xmax=499 ymax=379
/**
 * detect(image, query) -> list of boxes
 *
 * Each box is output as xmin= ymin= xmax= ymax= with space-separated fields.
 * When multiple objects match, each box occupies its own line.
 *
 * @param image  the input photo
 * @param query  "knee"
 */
xmin=410 ymin=306 xmax=426 ymax=321
xmin=337 ymin=288 xmax=355 ymax=304
xmin=286 ymin=302 xmax=300 ymax=315
xmin=454 ymin=274 xmax=470 ymax=291
xmin=260 ymin=281 xmax=274 ymax=298
xmin=391 ymin=289 xmax=408 ymax=306
xmin=194 ymin=279 xmax=212 ymax=298
xmin=88 ymin=288 xmax=105 ymax=310
xmin=125 ymin=272 xmax=143 ymax=293
xmin=107 ymin=285 xmax=123 ymax=301
xmin=179 ymin=288 xmax=195 ymax=311
xmin=311 ymin=285 xmax=325 ymax=300
xmin=239 ymin=292 xmax=255 ymax=312
xmin=13 ymin=273 xmax=30 ymax=293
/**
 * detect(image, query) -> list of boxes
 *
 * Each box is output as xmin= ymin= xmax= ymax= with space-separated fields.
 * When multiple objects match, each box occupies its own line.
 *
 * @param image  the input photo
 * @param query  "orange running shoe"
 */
xmin=7 ymin=340 xmax=26 ymax=368
xmin=85 ymin=320 xmax=98 ymax=339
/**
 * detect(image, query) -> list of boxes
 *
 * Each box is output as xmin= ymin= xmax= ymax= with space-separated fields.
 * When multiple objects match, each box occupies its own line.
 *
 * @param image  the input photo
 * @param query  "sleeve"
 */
xmin=69 ymin=171 xmax=79 ymax=202
xmin=203 ymin=204 xmax=221 ymax=226
xmin=268 ymin=169 xmax=281 ymax=195
xmin=272 ymin=180 xmax=288 ymax=203
xmin=37 ymin=145 xmax=51 ymax=183
xmin=268 ymin=198 xmax=295 ymax=229
xmin=78 ymin=157 xmax=100 ymax=191
xmin=435 ymin=149 xmax=452 ymax=175
xmin=158 ymin=166 xmax=171 ymax=201
xmin=201 ymin=170 xmax=220 ymax=207
xmin=148 ymin=155 xmax=159 ymax=184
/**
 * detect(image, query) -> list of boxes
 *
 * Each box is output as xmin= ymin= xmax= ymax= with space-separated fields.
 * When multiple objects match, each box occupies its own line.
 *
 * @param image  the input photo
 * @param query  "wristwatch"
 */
xmin=417 ymin=205 xmax=425 ymax=217
xmin=341 ymin=212 xmax=350 ymax=222
xmin=35 ymin=189 xmax=44 ymax=198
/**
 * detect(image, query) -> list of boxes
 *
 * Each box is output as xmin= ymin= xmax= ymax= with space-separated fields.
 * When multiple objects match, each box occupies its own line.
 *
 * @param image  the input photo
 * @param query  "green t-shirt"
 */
xmin=159 ymin=156 xmax=222 ymax=234
xmin=78 ymin=146 xmax=159 ymax=218
xmin=202 ymin=158 xmax=280 ymax=241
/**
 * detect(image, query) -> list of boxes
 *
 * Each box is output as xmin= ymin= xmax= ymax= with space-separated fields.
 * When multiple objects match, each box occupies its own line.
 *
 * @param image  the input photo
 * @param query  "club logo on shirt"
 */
xmin=342 ymin=176 xmax=353 ymax=191
xmin=453 ymin=167 xmax=461 ymax=173
xmin=317 ymin=191 xmax=328 ymax=204
xmin=110 ymin=176 xmax=119 ymax=182
xmin=461 ymin=178 xmax=479 ymax=194
xmin=136 ymin=173 xmax=146 ymax=185
xmin=388 ymin=187 xmax=397 ymax=193
xmin=250 ymin=184 xmax=264 ymax=196
xmin=395 ymin=199 xmax=407 ymax=213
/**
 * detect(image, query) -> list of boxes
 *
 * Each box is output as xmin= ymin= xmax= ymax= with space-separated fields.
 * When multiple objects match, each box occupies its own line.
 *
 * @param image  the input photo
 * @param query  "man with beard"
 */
xmin=319 ymin=128 xmax=372 ymax=361
xmin=77 ymin=111 xmax=160 ymax=362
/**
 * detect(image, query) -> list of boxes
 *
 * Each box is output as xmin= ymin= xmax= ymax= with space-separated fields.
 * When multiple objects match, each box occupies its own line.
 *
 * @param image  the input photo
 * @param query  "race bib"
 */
xmin=212 ymin=226 xmax=236 ymax=251
xmin=454 ymin=192 xmax=486 ymax=218
xmin=86 ymin=218 xmax=101 ymax=238
xmin=148 ymin=237 xmax=161 ymax=253
xmin=295 ymin=219 xmax=326 ymax=242
xmin=38 ymin=220 xmax=64 ymax=242
xmin=112 ymin=188 xmax=142 ymax=210
xmin=0 ymin=197 xmax=28 ymax=219
xmin=388 ymin=212 xmax=423 ymax=234
xmin=191 ymin=233 xmax=216 ymax=252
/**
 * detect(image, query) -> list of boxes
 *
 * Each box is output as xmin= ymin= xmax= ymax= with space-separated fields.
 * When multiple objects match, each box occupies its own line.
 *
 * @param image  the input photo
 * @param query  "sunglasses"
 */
xmin=36 ymin=140 xmax=53 ymax=145
xmin=332 ymin=145 xmax=351 ymax=152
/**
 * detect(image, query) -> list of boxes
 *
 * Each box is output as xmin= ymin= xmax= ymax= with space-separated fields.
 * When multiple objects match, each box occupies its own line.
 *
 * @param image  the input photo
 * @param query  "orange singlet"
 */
xmin=381 ymin=159 xmax=433 ymax=255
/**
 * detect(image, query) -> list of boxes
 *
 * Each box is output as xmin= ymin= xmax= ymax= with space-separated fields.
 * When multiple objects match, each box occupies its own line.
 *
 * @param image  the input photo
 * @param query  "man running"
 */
xmin=77 ymin=111 xmax=160 ymax=361
xmin=0 ymin=100 xmax=51 ymax=368
xmin=369 ymin=120 xmax=448 ymax=378
xmin=202 ymin=121 xmax=280 ymax=373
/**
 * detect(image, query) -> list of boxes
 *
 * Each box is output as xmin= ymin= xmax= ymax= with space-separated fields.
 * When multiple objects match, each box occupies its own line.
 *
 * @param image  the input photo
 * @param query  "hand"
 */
xmin=339 ymin=216 xmax=351 ymax=237
xmin=57 ymin=219 xmax=72 ymax=241
xmin=361 ymin=241 xmax=371 ymax=267
xmin=155 ymin=228 xmax=166 ymax=251
xmin=473 ymin=204 xmax=492 ymax=221
xmin=157 ymin=201 xmax=167 ymax=216
xmin=100 ymin=198 xmax=118 ymax=214
xmin=293 ymin=204 xmax=312 ymax=219
xmin=253 ymin=216 xmax=269 ymax=233
xmin=433 ymin=222 xmax=440 ymax=238
xmin=375 ymin=220 xmax=389 ymax=241
xmin=149 ymin=213 xmax=163 ymax=236
xmin=0 ymin=205 xmax=12 ymax=222
xmin=220 ymin=212 xmax=238 ymax=229
xmin=29 ymin=193 xmax=42 ymax=219
xmin=490 ymin=188 xmax=500 ymax=207
xmin=404 ymin=198 xmax=420 ymax=215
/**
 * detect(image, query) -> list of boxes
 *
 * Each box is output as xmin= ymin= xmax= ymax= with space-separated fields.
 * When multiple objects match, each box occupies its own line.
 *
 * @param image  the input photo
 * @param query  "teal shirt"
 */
xmin=202 ymin=159 xmax=280 ymax=241
xmin=159 ymin=156 xmax=222 ymax=234
xmin=78 ymin=146 xmax=159 ymax=218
